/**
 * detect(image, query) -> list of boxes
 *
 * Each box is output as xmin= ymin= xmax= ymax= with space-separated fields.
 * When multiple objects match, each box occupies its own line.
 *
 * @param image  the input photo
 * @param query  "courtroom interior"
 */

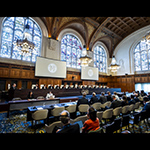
xmin=1 ymin=17 xmax=150 ymax=134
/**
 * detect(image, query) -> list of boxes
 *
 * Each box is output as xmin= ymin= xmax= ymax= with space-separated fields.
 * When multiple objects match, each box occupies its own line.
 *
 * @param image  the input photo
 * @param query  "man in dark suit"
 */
xmin=128 ymin=95 xmax=136 ymax=105
xmin=57 ymin=110 xmax=80 ymax=133
xmin=89 ymin=92 xmax=100 ymax=105
xmin=8 ymin=83 xmax=17 ymax=100
xmin=76 ymin=92 xmax=89 ymax=111
xmin=142 ymin=96 xmax=150 ymax=112
xmin=109 ymin=95 xmax=122 ymax=109
xmin=99 ymin=92 xmax=107 ymax=104
xmin=107 ymin=91 xmax=113 ymax=102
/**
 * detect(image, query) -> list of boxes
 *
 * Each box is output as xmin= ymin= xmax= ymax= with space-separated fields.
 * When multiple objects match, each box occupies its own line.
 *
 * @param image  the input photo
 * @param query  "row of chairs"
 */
xmin=44 ymin=102 xmax=142 ymax=133
xmin=31 ymin=101 xmax=141 ymax=127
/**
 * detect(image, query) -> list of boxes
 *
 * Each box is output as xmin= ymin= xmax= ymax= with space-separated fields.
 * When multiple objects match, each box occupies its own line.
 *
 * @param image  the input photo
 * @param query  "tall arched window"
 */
xmin=0 ymin=17 xmax=42 ymax=62
xmin=61 ymin=34 xmax=82 ymax=69
xmin=134 ymin=39 xmax=150 ymax=71
xmin=93 ymin=45 xmax=107 ymax=73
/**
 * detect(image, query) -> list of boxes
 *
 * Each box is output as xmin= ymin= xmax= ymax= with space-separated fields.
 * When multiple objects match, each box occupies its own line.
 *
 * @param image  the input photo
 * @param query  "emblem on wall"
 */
xmin=48 ymin=63 xmax=57 ymax=73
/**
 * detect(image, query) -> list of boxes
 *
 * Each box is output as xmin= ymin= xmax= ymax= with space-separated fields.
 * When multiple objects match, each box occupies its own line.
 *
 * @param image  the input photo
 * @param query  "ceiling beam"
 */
xmin=102 ymin=27 xmax=122 ymax=40
xmin=116 ymin=17 xmax=133 ymax=30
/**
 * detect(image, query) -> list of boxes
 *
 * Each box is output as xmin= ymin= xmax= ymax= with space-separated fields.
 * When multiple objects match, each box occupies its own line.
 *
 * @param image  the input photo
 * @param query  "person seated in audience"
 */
xmin=114 ymin=91 xmax=120 ymax=101
xmin=99 ymin=92 xmax=107 ymax=104
xmin=134 ymin=93 xmax=140 ymax=102
xmin=27 ymin=91 xmax=34 ymax=100
xmin=107 ymin=91 xmax=113 ymax=102
xmin=33 ymin=84 xmax=39 ymax=89
xmin=89 ymin=92 xmax=100 ymax=105
xmin=46 ymin=91 xmax=54 ymax=99
xmin=82 ymin=106 xmax=100 ymax=133
xmin=147 ymin=92 xmax=150 ymax=100
xmin=76 ymin=92 xmax=89 ymax=111
xmin=140 ymin=90 xmax=147 ymax=97
xmin=42 ymin=84 xmax=47 ymax=89
xmin=56 ymin=110 xmax=80 ymax=133
xmin=141 ymin=96 xmax=150 ymax=112
xmin=121 ymin=95 xmax=128 ymax=106
xmin=109 ymin=95 xmax=122 ymax=109
xmin=128 ymin=95 xmax=136 ymax=105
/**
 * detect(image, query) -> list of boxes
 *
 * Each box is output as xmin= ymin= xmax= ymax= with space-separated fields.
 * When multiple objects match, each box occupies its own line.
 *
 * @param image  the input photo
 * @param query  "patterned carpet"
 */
xmin=0 ymin=109 xmax=150 ymax=133
xmin=0 ymin=110 xmax=46 ymax=133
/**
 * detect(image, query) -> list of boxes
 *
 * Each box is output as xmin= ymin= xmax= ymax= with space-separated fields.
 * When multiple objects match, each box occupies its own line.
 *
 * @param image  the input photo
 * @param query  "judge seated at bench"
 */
xmin=55 ymin=84 xmax=60 ymax=89
xmin=42 ymin=84 xmax=47 ymax=89
xmin=33 ymin=84 xmax=39 ymax=89
xmin=48 ymin=84 xmax=54 ymax=89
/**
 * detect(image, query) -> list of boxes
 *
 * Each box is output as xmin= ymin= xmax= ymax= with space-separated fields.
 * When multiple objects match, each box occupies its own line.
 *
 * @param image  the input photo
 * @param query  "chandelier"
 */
xmin=108 ymin=55 xmax=120 ymax=72
xmin=15 ymin=18 xmax=35 ymax=56
xmin=78 ymin=45 xmax=92 ymax=67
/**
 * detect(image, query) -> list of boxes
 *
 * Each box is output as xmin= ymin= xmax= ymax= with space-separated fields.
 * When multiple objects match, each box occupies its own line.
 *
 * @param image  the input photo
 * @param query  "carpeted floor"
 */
xmin=0 ymin=109 xmax=150 ymax=133
xmin=0 ymin=110 xmax=46 ymax=133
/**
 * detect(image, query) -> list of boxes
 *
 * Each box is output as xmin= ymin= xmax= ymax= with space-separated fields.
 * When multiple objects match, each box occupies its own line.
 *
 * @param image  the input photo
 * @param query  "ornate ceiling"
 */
xmin=40 ymin=17 xmax=150 ymax=57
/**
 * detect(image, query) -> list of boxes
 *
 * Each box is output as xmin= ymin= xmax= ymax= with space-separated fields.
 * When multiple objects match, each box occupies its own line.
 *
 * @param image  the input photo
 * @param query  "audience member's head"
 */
xmin=127 ymin=97 xmax=131 ymax=102
xmin=60 ymin=110 xmax=70 ymax=125
xmin=143 ymin=96 xmax=149 ymax=104
xmin=92 ymin=92 xmax=96 ymax=97
xmin=101 ymin=92 xmax=105 ymax=96
xmin=131 ymin=94 xmax=135 ymax=99
xmin=82 ymin=92 xmax=86 ymax=97
xmin=112 ymin=95 xmax=116 ymax=100
xmin=87 ymin=106 xmax=97 ymax=121
xmin=122 ymin=95 xmax=127 ymax=101
xmin=114 ymin=91 xmax=117 ymax=95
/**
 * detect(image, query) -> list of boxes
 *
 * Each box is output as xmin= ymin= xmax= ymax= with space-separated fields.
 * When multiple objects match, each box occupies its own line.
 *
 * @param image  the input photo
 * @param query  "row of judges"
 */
xmin=33 ymin=84 xmax=109 ymax=90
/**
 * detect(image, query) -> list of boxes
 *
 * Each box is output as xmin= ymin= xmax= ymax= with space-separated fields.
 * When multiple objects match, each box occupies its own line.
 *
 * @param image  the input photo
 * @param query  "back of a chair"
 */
xmin=97 ymin=111 xmax=103 ymax=121
xmin=45 ymin=121 xmax=63 ymax=133
xmin=65 ymin=104 xmax=76 ymax=113
xmin=113 ymin=117 xmax=122 ymax=132
xmin=92 ymin=102 xmax=101 ymax=110
xmin=12 ymin=97 xmax=22 ymax=101
xmin=102 ymin=108 xmax=113 ymax=119
xmin=134 ymin=102 xmax=141 ymax=110
xmin=88 ymin=127 xmax=103 ymax=133
xmin=122 ymin=105 xmax=129 ymax=114
xmin=51 ymin=107 xmax=65 ymax=117
xmin=72 ymin=115 xmax=87 ymax=125
xmin=78 ymin=104 xmax=89 ymax=113
xmin=113 ymin=107 xmax=122 ymax=116
xmin=122 ymin=114 xmax=129 ymax=127
xmin=133 ymin=112 xmax=141 ymax=125
xmin=32 ymin=109 xmax=48 ymax=120
xmin=37 ymin=96 xmax=45 ymax=100
xmin=128 ymin=104 xmax=134 ymax=112
xmin=100 ymin=101 xmax=111 ymax=109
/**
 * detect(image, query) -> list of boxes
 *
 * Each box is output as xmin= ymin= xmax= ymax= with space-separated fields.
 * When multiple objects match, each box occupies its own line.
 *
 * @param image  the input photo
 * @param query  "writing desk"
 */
xmin=7 ymin=98 xmax=60 ymax=117
xmin=27 ymin=102 xmax=76 ymax=121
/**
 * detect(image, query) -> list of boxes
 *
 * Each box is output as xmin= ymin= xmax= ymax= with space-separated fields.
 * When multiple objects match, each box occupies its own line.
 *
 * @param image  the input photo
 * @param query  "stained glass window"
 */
xmin=61 ymin=34 xmax=82 ymax=69
xmin=0 ymin=17 xmax=42 ymax=62
xmin=93 ymin=45 xmax=107 ymax=73
xmin=134 ymin=39 xmax=150 ymax=71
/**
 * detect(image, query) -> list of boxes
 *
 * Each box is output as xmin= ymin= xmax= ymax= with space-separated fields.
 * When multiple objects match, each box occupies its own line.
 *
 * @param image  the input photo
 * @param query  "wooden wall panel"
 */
xmin=0 ymin=68 xmax=9 ymax=77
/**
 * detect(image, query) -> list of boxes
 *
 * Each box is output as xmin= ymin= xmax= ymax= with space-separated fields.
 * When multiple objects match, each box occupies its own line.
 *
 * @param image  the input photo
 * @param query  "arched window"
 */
xmin=93 ymin=45 xmax=107 ymax=73
xmin=61 ymin=34 xmax=82 ymax=69
xmin=0 ymin=17 xmax=42 ymax=62
xmin=134 ymin=39 xmax=150 ymax=71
